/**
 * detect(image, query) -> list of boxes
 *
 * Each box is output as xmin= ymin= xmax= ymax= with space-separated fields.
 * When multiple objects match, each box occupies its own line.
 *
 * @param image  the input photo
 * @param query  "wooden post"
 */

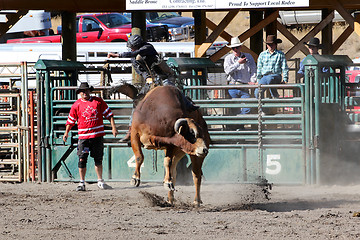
xmin=131 ymin=11 xmax=146 ymax=40
xmin=131 ymin=11 xmax=146 ymax=85
xmin=264 ymin=9 xmax=277 ymax=36
xmin=61 ymin=11 xmax=76 ymax=62
xmin=322 ymin=9 xmax=333 ymax=54
xmin=193 ymin=10 xmax=206 ymax=58
xmin=250 ymin=10 xmax=264 ymax=57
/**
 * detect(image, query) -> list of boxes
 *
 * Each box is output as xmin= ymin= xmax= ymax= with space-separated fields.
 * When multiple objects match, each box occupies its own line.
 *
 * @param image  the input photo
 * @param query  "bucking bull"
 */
xmin=113 ymin=84 xmax=210 ymax=206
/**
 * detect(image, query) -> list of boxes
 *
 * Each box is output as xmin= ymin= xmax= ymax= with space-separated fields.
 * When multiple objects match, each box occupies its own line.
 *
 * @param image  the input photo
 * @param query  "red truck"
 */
xmin=7 ymin=12 xmax=169 ymax=43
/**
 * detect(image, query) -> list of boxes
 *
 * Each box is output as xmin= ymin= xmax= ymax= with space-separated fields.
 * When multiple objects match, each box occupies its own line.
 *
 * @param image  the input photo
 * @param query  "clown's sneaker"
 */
xmin=97 ymin=180 xmax=112 ymax=190
xmin=76 ymin=184 xmax=85 ymax=191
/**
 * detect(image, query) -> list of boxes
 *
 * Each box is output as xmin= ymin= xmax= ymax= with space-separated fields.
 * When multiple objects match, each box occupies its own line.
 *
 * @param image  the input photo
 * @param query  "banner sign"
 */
xmin=126 ymin=0 xmax=309 ymax=10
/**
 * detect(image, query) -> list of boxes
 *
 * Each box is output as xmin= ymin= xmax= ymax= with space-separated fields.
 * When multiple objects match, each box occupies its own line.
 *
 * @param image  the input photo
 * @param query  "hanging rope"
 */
xmin=152 ymin=150 xmax=158 ymax=174
xmin=257 ymin=84 xmax=263 ymax=178
xmin=257 ymin=83 xmax=272 ymax=200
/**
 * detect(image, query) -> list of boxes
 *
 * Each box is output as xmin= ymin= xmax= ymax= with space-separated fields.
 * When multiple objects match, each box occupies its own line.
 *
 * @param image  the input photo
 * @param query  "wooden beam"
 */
xmin=308 ymin=0 xmax=360 ymax=9
xmin=209 ymin=47 xmax=228 ymax=62
xmin=206 ymin=12 xmax=276 ymax=46
xmin=332 ymin=26 xmax=353 ymax=53
xmin=276 ymin=21 xmax=309 ymax=56
xmin=210 ymin=11 xmax=279 ymax=62
xmin=332 ymin=14 xmax=360 ymax=53
xmin=208 ymin=11 xmax=279 ymax=62
xmin=197 ymin=10 xmax=238 ymax=57
xmin=285 ymin=11 xmax=334 ymax=59
xmin=332 ymin=0 xmax=360 ymax=37
xmin=206 ymin=18 xmax=257 ymax=62
xmin=332 ymin=0 xmax=355 ymax=25
xmin=1 ymin=0 xmax=360 ymax=12
xmin=0 ymin=10 xmax=27 ymax=36
xmin=206 ymin=18 xmax=232 ymax=41
xmin=237 ymin=10 xmax=279 ymax=42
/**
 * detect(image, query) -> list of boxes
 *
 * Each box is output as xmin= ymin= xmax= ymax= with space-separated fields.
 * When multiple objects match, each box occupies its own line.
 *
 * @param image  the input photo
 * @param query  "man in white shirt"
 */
xmin=224 ymin=37 xmax=257 ymax=115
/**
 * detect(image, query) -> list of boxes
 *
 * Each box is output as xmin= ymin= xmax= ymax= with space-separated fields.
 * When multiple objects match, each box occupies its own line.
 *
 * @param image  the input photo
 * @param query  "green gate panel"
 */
xmin=263 ymin=148 xmax=305 ymax=184
xmin=202 ymin=148 xmax=245 ymax=183
xmin=53 ymin=145 xmax=168 ymax=182
xmin=202 ymin=147 xmax=305 ymax=184
xmin=52 ymin=145 xmax=110 ymax=181
xmin=52 ymin=146 xmax=77 ymax=181
xmin=52 ymin=144 xmax=305 ymax=184
xmin=110 ymin=147 xmax=165 ymax=182
xmin=247 ymin=148 xmax=305 ymax=184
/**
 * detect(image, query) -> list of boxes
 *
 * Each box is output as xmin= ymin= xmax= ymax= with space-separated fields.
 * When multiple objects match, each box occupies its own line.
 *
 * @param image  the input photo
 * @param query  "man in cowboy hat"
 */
xmin=255 ymin=35 xmax=289 ymax=99
xmin=224 ymin=37 xmax=256 ymax=117
xmin=297 ymin=37 xmax=322 ymax=79
xmin=63 ymin=82 xmax=118 ymax=191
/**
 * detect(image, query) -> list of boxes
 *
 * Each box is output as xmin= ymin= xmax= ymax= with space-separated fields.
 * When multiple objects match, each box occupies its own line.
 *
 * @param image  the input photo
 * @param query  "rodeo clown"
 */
xmin=63 ymin=82 xmax=118 ymax=191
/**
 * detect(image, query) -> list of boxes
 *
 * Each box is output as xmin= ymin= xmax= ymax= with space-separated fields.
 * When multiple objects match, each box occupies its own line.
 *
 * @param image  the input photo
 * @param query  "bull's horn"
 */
xmin=174 ymin=118 xmax=188 ymax=134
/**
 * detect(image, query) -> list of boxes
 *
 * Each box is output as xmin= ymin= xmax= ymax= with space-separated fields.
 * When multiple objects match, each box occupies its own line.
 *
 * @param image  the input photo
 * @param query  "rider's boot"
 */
xmin=185 ymin=96 xmax=199 ymax=112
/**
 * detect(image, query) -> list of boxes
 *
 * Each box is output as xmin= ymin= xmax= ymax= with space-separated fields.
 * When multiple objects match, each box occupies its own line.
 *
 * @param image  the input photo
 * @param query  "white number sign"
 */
xmin=266 ymin=154 xmax=281 ymax=175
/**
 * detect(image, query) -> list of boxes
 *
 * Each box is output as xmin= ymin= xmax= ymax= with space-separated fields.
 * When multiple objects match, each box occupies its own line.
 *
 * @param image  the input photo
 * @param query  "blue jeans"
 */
xmin=255 ymin=74 xmax=282 ymax=99
xmin=228 ymin=88 xmax=251 ymax=115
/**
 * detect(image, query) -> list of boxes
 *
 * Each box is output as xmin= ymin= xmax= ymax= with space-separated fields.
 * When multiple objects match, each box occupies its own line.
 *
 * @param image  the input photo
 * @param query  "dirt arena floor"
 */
xmin=1 ymin=181 xmax=360 ymax=240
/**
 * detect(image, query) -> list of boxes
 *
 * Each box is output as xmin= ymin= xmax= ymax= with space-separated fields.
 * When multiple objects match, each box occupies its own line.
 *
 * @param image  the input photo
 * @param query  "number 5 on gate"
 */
xmin=266 ymin=154 xmax=281 ymax=175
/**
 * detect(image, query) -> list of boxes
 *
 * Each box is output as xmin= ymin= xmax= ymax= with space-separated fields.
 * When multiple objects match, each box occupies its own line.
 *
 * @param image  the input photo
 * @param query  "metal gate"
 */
xmin=42 ymin=56 xmax=360 ymax=185
xmin=0 ymin=62 xmax=35 ymax=182
xmin=48 ymin=84 xmax=306 ymax=185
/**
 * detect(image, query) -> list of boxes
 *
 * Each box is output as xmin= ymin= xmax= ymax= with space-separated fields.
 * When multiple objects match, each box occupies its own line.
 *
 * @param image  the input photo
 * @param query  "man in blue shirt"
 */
xmin=255 ymin=35 xmax=289 ymax=99
xmin=297 ymin=37 xmax=322 ymax=80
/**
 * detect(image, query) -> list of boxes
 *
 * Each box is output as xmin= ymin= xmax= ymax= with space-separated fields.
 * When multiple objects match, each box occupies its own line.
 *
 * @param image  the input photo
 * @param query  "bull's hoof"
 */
xmin=166 ymin=198 xmax=175 ymax=206
xmin=130 ymin=177 xmax=140 ymax=187
xmin=164 ymin=182 xmax=175 ymax=191
xmin=193 ymin=199 xmax=203 ymax=207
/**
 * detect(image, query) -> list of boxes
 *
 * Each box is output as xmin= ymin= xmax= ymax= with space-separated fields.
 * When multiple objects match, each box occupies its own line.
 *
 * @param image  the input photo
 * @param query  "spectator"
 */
xmin=224 ymin=37 xmax=256 ymax=115
xmin=297 ymin=37 xmax=322 ymax=80
xmin=63 ymin=82 xmax=118 ymax=191
xmin=255 ymin=35 xmax=289 ymax=99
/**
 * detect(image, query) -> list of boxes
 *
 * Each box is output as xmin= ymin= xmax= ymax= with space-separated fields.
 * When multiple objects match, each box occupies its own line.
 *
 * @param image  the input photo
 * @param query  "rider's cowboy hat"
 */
xmin=76 ymin=82 xmax=94 ymax=94
xmin=304 ymin=37 xmax=322 ymax=48
xmin=265 ymin=35 xmax=282 ymax=44
xmin=227 ymin=37 xmax=244 ymax=48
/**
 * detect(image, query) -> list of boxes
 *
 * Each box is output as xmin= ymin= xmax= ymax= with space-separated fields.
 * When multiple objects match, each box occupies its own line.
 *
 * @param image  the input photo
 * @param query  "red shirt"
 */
xmin=66 ymin=96 xmax=113 ymax=139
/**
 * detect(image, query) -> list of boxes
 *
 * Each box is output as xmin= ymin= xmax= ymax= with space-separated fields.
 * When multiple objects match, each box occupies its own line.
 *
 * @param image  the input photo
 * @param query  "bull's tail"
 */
xmin=110 ymin=82 xmax=139 ymax=99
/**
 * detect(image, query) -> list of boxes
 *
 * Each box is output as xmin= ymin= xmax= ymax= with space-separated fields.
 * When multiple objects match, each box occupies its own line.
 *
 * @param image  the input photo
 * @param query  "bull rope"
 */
xmin=257 ymin=84 xmax=263 ymax=178
xmin=257 ymin=84 xmax=272 ymax=200
xmin=152 ymin=150 xmax=158 ymax=174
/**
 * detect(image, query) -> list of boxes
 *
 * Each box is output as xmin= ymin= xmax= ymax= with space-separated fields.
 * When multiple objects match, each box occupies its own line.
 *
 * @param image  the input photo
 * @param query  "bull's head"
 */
xmin=174 ymin=118 xmax=208 ymax=157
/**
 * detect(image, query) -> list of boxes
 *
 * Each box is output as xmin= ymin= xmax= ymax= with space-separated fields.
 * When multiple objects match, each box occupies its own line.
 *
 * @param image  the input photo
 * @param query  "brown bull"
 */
xmin=129 ymin=85 xmax=210 ymax=206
